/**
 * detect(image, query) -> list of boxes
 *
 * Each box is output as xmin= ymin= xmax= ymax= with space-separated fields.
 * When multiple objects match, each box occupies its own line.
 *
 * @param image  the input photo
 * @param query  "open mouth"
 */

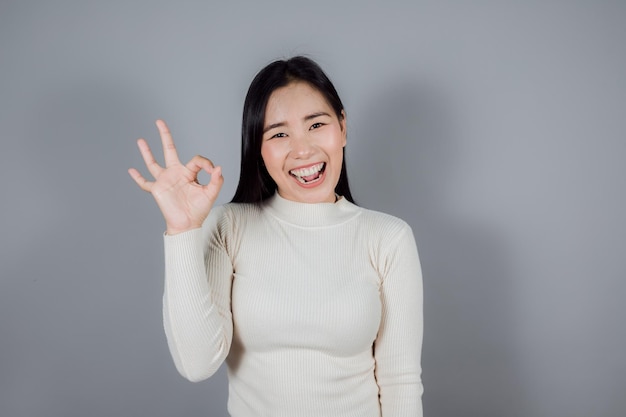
xmin=289 ymin=162 xmax=326 ymax=184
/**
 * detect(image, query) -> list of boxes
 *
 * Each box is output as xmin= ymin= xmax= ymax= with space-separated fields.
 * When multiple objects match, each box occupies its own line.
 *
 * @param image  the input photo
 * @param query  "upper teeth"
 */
xmin=290 ymin=163 xmax=324 ymax=178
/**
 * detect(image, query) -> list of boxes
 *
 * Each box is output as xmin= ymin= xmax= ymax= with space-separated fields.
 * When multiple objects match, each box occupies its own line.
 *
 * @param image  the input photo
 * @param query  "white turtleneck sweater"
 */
xmin=163 ymin=193 xmax=423 ymax=416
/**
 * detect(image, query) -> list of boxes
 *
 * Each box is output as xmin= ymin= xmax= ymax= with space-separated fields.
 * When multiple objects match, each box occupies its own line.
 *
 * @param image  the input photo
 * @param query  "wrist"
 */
xmin=165 ymin=224 xmax=202 ymax=236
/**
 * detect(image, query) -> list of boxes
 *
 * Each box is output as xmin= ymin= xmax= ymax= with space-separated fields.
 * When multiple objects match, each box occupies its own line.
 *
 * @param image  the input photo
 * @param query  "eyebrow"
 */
xmin=263 ymin=112 xmax=331 ymax=134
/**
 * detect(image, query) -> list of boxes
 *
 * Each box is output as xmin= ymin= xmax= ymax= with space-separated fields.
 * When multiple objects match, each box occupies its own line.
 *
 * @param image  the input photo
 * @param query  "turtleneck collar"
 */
xmin=263 ymin=192 xmax=359 ymax=227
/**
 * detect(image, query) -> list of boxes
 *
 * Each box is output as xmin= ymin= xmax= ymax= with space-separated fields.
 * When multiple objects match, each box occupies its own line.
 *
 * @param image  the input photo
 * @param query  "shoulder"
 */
xmin=352 ymin=204 xmax=414 ymax=240
xmin=199 ymin=202 xmax=264 ymax=254
xmin=201 ymin=202 xmax=262 ymax=236
xmin=209 ymin=201 xmax=265 ymax=226
xmin=219 ymin=201 xmax=263 ymax=219
xmin=351 ymin=205 xmax=421 ymax=280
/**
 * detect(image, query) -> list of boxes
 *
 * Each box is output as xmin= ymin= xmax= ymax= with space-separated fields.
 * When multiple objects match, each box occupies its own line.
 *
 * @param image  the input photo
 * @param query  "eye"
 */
xmin=268 ymin=132 xmax=287 ymax=140
xmin=310 ymin=122 xmax=324 ymax=130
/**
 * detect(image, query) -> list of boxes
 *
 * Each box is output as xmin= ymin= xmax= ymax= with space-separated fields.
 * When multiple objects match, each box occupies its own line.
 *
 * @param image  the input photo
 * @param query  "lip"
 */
xmin=288 ymin=162 xmax=327 ymax=188
xmin=288 ymin=161 xmax=326 ymax=172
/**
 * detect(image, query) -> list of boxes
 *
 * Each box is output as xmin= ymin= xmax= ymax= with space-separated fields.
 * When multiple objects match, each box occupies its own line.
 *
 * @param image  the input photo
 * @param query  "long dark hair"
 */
xmin=231 ymin=56 xmax=355 ymax=203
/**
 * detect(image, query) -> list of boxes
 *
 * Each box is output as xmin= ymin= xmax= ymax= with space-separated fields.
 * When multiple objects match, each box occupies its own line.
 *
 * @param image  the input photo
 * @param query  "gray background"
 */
xmin=1 ymin=1 xmax=624 ymax=416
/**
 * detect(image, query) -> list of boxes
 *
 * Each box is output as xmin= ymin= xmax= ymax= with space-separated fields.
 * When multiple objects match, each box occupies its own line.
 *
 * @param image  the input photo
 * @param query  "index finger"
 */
xmin=156 ymin=119 xmax=181 ymax=167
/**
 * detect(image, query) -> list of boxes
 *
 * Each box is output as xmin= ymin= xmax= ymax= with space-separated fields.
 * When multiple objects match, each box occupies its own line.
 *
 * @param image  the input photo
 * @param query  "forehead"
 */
xmin=265 ymin=82 xmax=332 ymax=120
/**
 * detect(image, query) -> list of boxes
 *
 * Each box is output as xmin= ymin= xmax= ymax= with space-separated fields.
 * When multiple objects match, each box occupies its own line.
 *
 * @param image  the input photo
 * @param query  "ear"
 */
xmin=340 ymin=110 xmax=347 ymax=147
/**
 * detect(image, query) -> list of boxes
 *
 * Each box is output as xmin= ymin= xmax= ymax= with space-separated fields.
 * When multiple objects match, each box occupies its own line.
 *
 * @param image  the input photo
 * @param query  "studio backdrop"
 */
xmin=1 ymin=1 xmax=624 ymax=416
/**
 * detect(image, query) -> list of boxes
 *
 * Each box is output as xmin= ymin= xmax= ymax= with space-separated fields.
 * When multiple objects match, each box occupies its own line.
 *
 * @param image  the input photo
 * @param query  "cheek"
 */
xmin=331 ymin=131 xmax=347 ymax=155
xmin=260 ymin=144 xmax=280 ymax=172
xmin=339 ymin=128 xmax=347 ymax=148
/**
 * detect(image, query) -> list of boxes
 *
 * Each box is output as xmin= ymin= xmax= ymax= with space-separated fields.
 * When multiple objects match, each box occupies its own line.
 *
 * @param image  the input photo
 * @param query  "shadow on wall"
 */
xmin=350 ymin=80 xmax=527 ymax=417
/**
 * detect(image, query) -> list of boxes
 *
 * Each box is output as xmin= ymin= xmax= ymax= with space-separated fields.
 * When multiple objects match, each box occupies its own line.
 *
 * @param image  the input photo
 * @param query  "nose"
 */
xmin=290 ymin=133 xmax=315 ymax=159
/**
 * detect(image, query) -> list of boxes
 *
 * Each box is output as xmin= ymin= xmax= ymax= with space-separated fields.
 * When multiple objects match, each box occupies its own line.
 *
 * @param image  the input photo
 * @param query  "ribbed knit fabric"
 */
xmin=163 ymin=193 xmax=423 ymax=417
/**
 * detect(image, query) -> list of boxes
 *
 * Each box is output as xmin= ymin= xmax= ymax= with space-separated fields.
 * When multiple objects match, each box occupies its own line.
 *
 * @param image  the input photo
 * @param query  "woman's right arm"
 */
xmin=162 ymin=208 xmax=234 ymax=381
xmin=129 ymin=120 xmax=230 ymax=381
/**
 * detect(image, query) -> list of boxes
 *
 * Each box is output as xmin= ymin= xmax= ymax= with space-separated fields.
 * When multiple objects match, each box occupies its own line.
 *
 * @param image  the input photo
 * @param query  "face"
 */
xmin=261 ymin=81 xmax=347 ymax=204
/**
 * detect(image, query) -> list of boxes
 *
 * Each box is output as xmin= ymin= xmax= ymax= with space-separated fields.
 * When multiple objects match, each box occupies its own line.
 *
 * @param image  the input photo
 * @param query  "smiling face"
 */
xmin=261 ymin=81 xmax=347 ymax=204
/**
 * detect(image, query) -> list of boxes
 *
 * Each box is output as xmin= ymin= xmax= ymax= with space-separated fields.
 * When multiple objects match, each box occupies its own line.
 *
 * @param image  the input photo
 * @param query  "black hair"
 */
xmin=231 ymin=56 xmax=355 ymax=203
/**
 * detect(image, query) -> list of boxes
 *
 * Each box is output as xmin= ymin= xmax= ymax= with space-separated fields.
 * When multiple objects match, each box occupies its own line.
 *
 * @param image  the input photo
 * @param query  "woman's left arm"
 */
xmin=374 ymin=222 xmax=424 ymax=417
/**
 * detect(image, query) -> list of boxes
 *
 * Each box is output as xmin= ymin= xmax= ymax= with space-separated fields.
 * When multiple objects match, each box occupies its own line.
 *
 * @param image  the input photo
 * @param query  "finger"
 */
xmin=128 ymin=168 xmax=153 ymax=192
xmin=156 ymin=119 xmax=181 ymax=167
xmin=137 ymin=138 xmax=163 ymax=178
xmin=185 ymin=155 xmax=216 ymax=178
xmin=201 ymin=165 xmax=224 ymax=201
xmin=207 ymin=165 xmax=224 ymax=188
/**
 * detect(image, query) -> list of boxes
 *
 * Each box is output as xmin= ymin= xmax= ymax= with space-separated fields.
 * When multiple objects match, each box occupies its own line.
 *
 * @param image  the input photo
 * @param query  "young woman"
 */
xmin=129 ymin=56 xmax=423 ymax=416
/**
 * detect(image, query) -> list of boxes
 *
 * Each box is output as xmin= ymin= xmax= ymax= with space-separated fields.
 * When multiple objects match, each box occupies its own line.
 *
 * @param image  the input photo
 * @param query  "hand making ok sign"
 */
xmin=128 ymin=120 xmax=224 ymax=235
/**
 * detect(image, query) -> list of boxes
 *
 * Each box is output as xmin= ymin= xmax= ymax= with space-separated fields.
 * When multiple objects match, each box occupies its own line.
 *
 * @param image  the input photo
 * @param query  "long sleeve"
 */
xmin=162 ymin=206 xmax=234 ymax=382
xmin=374 ymin=223 xmax=424 ymax=416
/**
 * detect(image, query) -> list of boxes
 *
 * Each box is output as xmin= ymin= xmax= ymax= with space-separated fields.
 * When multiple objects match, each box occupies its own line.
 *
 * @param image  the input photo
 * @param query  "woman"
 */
xmin=129 ymin=56 xmax=423 ymax=416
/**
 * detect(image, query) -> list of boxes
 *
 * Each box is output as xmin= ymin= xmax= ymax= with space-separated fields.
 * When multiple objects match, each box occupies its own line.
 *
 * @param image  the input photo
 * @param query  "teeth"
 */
xmin=289 ymin=162 xmax=324 ymax=178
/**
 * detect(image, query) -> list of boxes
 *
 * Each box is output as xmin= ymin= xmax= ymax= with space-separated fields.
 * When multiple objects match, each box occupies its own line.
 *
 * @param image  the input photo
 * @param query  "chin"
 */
xmin=282 ymin=187 xmax=336 ymax=204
